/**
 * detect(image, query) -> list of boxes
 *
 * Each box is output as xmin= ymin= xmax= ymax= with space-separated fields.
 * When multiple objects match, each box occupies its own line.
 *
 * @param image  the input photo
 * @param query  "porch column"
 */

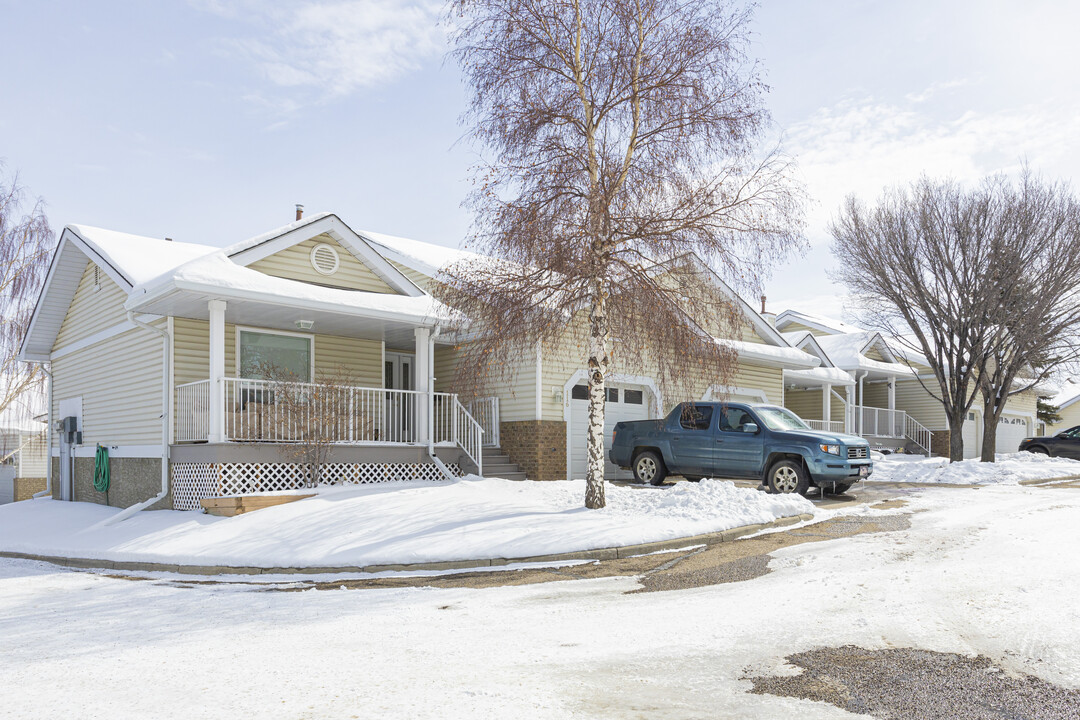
xmin=888 ymin=377 xmax=896 ymax=410
xmin=858 ymin=374 xmax=864 ymax=435
xmin=822 ymin=383 xmax=831 ymax=423
xmin=414 ymin=327 xmax=431 ymax=444
xmin=209 ymin=299 xmax=226 ymax=443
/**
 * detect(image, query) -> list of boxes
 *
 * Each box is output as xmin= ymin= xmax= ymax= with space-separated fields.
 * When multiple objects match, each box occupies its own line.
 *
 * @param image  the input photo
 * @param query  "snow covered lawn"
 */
xmin=2 ymin=484 xmax=1079 ymax=718
xmin=868 ymin=451 xmax=1080 ymax=485
xmin=0 ymin=477 xmax=812 ymax=568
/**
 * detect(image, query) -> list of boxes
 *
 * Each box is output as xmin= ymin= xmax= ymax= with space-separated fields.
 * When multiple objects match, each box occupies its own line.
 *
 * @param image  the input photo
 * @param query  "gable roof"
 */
xmin=224 ymin=214 xmax=424 ymax=297
xmin=775 ymin=309 xmax=863 ymax=335
xmin=1050 ymin=380 xmax=1080 ymax=411
xmin=20 ymin=213 xmax=442 ymax=361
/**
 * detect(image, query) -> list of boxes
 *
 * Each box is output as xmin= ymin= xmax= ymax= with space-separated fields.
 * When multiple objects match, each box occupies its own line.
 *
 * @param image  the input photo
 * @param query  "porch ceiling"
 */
xmin=136 ymin=289 xmax=451 ymax=346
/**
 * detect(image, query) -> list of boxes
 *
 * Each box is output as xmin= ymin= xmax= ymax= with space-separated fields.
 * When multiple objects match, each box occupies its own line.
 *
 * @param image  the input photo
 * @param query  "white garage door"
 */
xmin=569 ymin=382 xmax=651 ymax=480
xmin=0 ymin=465 xmax=14 ymax=505
xmin=996 ymin=414 xmax=1030 ymax=454
xmin=962 ymin=410 xmax=980 ymax=459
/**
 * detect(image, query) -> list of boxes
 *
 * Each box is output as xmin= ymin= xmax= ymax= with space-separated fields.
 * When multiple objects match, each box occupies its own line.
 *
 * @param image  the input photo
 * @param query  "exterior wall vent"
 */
xmin=310 ymin=243 xmax=340 ymax=276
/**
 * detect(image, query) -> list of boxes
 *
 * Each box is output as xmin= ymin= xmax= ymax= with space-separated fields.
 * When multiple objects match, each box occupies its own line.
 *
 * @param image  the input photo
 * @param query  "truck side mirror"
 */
xmin=743 ymin=423 xmax=759 ymax=434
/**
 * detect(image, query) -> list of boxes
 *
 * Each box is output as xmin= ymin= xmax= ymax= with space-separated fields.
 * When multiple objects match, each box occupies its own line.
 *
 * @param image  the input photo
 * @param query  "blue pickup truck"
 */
xmin=609 ymin=401 xmax=872 ymax=495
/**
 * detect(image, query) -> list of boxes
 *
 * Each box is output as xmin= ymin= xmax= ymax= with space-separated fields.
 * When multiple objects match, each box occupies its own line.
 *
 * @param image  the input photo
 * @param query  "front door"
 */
xmin=384 ymin=352 xmax=415 ymax=442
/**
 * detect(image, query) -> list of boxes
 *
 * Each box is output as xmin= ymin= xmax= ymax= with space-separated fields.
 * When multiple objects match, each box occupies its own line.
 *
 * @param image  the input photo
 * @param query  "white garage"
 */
xmin=961 ymin=410 xmax=1031 ymax=458
xmin=996 ymin=414 xmax=1031 ymax=454
xmin=568 ymin=381 xmax=653 ymax=480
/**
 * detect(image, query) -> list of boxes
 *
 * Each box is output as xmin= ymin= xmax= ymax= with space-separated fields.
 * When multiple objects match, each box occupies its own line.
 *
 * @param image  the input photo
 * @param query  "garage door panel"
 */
xmin=996 ymin=414 xmax=1029 ymax=454
xmin=569 ymin=382 xmax=650 ymax=480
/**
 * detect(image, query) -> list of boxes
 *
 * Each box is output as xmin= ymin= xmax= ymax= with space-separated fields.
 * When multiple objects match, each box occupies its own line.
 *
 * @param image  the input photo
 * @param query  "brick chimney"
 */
xmin=295 ymin=204 xmax=304 ymax=221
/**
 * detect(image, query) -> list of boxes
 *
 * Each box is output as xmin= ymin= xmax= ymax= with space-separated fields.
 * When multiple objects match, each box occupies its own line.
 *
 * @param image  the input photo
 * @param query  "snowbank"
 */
xmin=0 ymin=477 xmax=812 ymax=568
xmin=868 ymin=452 xmax=1080 ymax=485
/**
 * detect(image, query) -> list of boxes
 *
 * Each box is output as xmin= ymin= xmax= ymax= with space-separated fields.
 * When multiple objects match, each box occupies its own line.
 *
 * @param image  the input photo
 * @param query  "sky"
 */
xmin=1 ymin=0 xmax=1078 ymax=323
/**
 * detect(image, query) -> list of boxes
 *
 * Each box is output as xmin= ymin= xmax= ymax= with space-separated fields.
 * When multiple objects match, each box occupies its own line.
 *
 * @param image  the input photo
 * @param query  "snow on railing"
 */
xmin=467 ymin=397 xmax=500 ymax=447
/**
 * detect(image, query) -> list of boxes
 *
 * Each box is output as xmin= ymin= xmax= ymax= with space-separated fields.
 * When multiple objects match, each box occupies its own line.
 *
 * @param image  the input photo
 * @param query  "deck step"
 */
xmin=479 ymin=445 xmax=527 ymax=481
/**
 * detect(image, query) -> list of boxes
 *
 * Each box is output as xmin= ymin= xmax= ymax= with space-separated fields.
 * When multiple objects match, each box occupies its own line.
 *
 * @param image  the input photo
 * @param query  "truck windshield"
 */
xmin=755 ymin=407 xmax=811 ymax=432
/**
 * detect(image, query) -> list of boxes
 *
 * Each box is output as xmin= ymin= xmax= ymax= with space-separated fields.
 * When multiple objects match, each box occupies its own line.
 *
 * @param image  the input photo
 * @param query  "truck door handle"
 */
xmin=715 ymin=438 xmax=724 ymax=443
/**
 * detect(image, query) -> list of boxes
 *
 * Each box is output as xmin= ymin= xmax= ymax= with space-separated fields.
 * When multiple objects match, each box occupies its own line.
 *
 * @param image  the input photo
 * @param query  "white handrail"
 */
xmin=905 ymin=415 xmax=932 ymax=455
xmin=467 ymin=397 xmax=500 ymax=447
xmin=175 ymin=379 xmax=212 ymax=442
xmin=804 ymin=419 xmax=845 ymax=434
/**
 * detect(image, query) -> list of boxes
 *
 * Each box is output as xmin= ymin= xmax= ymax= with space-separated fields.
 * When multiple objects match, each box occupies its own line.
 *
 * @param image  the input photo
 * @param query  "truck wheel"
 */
xmin=766 ymin=460 xmax=809 ymax=496
xmin=633 ymin=451 xmax=667 ymax=486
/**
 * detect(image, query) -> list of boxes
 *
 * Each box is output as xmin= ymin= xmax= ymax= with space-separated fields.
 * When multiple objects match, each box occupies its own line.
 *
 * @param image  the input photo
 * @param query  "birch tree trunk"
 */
xmin=585 ymin=276 xmax=609 ymax=509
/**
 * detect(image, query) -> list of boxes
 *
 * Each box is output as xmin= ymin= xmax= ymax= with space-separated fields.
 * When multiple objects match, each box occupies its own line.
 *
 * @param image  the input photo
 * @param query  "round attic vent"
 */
xmin=310 ymin=243 xmax=340 ymax=275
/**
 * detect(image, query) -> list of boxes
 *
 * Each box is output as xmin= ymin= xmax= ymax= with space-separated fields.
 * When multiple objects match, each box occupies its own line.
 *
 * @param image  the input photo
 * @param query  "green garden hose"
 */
xmin=93 ymin=445 xmax=110 ymax=494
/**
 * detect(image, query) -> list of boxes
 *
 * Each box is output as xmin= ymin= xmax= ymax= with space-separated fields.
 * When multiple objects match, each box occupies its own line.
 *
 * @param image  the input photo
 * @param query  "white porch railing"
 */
xmin=805 ymin=419 xmax=845 ymax=434
xmin=905 ymin=415 xmax=932 ymax=455
xmin=467 ymin=397 xmax=501 ymax=447
xmin=850 ymin=405 xmax=906 ymax=438
xmin=174 ymin=377 xmax=484 ymax=471
xmin=175 ymin=379 xmax=212 ymax=443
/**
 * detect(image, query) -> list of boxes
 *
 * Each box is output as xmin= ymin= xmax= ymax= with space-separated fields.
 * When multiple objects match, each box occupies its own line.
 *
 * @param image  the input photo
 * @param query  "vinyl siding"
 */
xmin=173 ymin=318 xmax=383 ymax=387
xmin=17 ymin=432 xmax=47 ymax=477
xmin=52 ymin=320 xmax=166 ymax=450
xmin=249 ymin=234 xmax=395 ymax=294
xmin=894 ymin=378 xmax=948 ymax=429
xmin=778 ymin=321 xmax=817 ymax=334
xmin=538 ymin=316 xmax=783 ymax=422
xmin=388 ymin=260 xmax=433 ymax=292
xmin=862 ymin=382 xmax=889 ymax=408
xmin=434 ymin=344 xmax=538 ymax=423
xmin=54 ymin=260 xmax=129 ymax=348
xmin=864 ymin=346 xmax=887 ymax=362
xmin=1047 ymin=401 xmax=1080 ymax=434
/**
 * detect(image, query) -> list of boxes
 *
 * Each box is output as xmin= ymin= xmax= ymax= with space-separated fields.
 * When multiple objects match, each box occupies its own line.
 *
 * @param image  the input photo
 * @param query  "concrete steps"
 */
xmin=481 ymin=446 xmax=528 ymax=481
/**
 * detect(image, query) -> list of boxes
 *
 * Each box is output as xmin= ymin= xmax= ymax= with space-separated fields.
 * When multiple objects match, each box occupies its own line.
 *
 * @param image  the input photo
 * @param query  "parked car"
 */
xmin=609 ymin=402 xmax=873 ymax=495
xmin=1019 ymin=427 xmax=1080 ymax=459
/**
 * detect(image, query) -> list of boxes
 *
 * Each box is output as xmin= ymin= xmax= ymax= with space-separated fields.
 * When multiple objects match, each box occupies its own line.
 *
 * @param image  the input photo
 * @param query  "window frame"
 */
xmin=235 ymin=325 xmax=315 ymax=383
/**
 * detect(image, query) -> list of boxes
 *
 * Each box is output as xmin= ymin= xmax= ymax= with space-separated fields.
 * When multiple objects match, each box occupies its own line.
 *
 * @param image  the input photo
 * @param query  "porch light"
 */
xmin=295 ymin=320 xmax=315 ymax=330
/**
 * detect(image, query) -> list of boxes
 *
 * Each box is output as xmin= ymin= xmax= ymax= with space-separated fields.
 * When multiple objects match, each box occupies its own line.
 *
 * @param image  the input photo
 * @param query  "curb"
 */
xmin=0 ymin=512 xmax=815 ymax=578
xmin=1018 ymin=474 xmax=1080 ymax=486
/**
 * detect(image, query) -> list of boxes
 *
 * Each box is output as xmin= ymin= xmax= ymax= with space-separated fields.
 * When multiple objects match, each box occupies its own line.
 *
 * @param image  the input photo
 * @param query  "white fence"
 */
xmin=175 ymin=379 xmax=211 ymax=443
xmin=467 ymin=397 xmax=501 ymax=447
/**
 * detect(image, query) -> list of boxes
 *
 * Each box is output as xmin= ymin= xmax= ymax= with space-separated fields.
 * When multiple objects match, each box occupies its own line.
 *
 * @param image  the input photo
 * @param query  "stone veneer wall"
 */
xmin=499 ymin=420 xmax=567 ymax=481
xmin=929 ymin=430 xmax=950 ymax=458
xmin=13 ymin=477 xmax=46 ymax=502
xmin=51 ymin=457 xmax=170 ymax=510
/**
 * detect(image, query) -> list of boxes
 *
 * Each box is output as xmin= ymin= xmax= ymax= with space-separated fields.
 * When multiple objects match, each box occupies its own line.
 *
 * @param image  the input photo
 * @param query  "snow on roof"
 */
xmin=813 ymin=332 xmax=915 ymax=376
xmin=360 ymin=229 xmax=483 ymax=278
xmin=127 ymin=252 xmax=450 ymax=323
xmin=716 ymin=338 xmax=820 ymax=369
xmin=1049 ymin=380 xmax=1080 ymax=409
xmin=68 ymin=224 xmax=218 ymax=287
xmin=221 ymin=212 xmax=335 ymax=257
xmin=784 ymin=366 xmax=856 ymax=386
xmin=778 ymin=309 xmax=864 ymax=335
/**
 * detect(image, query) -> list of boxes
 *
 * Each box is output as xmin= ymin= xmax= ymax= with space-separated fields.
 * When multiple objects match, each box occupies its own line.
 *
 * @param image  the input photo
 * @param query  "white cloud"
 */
xmin=200 ymin=0 xmax=445 ymax=97
xmin=784 ymin=93 xmax=1080 ymax=244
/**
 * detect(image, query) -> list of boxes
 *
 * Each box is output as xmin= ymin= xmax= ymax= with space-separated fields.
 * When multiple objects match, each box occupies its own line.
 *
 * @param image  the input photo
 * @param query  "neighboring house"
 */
xmin=1045 ymin=380 xmax=1080 ymax=435
xmin=773 ymin=308 xmax=1041 ymax=458
xmin=21 ymin=210 xmax=833 ymax=510
xmin=0 ymin=418 xmax=47 ymax=504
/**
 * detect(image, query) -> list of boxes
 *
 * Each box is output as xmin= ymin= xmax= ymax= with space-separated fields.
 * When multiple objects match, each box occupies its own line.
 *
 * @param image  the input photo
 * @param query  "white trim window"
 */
xmin=236 ymin=327 xmax=314 ymax=382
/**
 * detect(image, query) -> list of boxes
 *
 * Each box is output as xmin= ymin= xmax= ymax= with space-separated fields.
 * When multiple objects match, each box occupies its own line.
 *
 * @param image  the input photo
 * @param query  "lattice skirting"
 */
xmin=171 ymin=461 xmax=463 ymax=511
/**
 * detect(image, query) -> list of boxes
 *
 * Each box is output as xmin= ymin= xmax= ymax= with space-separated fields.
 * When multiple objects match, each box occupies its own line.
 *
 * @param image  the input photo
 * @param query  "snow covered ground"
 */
xmin=868 ymin=452 xmax=1080 ymax=485
xmin=2 ymin=484 xmax=1078 ymax=718
xmin=0 ymin=477 xmax=812 ymax=568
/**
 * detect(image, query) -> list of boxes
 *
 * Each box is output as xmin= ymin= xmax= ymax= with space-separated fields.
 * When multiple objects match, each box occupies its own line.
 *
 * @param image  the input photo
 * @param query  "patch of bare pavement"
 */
xmin=748 ymin=645 xmax=1080 ymax=719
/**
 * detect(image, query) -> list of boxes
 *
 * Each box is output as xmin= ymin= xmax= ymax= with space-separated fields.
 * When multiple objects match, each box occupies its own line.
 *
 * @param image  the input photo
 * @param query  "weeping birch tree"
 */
xmin=442 ymin=0 xmax=803 ymax=507
xmin=1 ymin=168 xmax=54 ymax=422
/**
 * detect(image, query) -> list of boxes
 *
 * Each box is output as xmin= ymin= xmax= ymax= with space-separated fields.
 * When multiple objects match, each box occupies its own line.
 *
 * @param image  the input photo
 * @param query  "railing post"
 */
xmin=208 ymin=299 xmax=226 ymax=443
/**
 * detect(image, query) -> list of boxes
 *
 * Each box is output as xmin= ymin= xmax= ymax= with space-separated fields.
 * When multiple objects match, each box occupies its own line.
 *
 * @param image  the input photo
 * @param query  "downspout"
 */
xmin=424 ymin=326 xmax=457 ymax=479
xmin=856 ymin=371 xmax=868 ymax=436
xmin=99 ymin=312 xmax=171 ymax=525
xmin=32 ymin=363 xmax=54 ymax=499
